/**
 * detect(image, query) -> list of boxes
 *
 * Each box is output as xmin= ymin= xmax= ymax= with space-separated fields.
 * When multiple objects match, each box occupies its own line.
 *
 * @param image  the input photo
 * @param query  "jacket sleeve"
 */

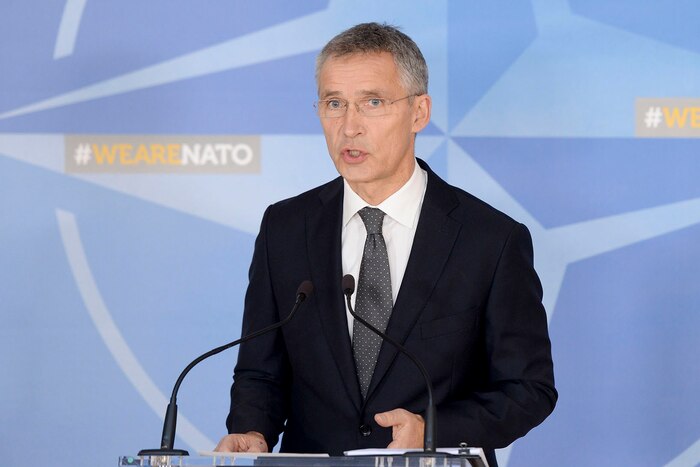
xmin=226 ymin=205 xmax=291 ymax=449
xmin=435 ymin=222 xmax=557 ymax=449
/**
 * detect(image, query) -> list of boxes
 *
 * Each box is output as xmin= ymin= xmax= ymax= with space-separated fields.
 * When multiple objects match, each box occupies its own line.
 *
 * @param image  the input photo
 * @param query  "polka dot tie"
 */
xmin=352 ymin=207 xmax=393 ymax=399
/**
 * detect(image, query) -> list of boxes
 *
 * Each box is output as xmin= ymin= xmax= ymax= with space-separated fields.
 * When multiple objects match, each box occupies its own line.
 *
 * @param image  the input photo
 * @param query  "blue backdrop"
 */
xmin=2 ymin=1 xmax=699 ymax=466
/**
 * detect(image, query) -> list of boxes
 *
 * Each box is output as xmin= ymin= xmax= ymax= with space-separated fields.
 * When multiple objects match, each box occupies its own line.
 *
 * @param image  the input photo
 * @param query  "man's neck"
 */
xmin=347 ymin=163 xmax=416 ymax=206
xmin=351 ymin=185 xmax=403 ymax=206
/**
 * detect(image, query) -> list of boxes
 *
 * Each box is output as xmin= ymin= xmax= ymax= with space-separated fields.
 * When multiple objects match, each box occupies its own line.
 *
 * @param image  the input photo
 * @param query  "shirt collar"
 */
xmin=342 ymin=159 xmax=426 ymax=229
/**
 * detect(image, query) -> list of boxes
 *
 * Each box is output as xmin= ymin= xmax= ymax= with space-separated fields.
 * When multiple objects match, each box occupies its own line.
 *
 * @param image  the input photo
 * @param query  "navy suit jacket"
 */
xmin=227 ymin=159 xmax=556 ymax=465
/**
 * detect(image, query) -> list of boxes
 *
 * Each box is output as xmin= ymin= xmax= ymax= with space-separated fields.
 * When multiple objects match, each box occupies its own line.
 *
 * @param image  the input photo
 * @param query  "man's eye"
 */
xmin=367 ymin=98 xmax=384 ymax=107
xmin=326 ymin=99 xmax=344 ymax=109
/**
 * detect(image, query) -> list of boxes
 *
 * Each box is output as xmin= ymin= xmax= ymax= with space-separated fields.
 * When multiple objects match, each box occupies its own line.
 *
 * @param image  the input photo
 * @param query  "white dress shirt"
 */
xmin=341 ymin=159 xmax=428 ymax=338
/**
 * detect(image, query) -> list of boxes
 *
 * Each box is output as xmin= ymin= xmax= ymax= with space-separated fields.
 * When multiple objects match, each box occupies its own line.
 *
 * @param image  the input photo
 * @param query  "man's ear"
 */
xmin=411 ymin=94 xmax=432 ymax=133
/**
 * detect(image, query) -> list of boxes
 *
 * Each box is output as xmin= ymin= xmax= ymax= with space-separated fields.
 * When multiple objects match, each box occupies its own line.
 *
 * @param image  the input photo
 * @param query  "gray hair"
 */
xmin=315 ymin=22 xmax=428 ymax=96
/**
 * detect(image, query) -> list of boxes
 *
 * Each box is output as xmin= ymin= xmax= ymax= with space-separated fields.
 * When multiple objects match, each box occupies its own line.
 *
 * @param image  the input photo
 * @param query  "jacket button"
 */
xmin=359 ymin=424 xmax=372 ymax=436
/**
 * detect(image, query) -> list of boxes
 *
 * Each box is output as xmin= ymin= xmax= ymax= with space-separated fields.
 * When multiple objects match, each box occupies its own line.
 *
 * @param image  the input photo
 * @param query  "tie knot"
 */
xmin=358 ymin=207 xmax=385 ymax=235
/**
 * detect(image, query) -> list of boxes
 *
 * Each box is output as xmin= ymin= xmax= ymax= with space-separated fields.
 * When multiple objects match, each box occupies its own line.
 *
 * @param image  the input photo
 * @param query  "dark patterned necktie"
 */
xmin=352 ymin=207 xmax=393 ymax=399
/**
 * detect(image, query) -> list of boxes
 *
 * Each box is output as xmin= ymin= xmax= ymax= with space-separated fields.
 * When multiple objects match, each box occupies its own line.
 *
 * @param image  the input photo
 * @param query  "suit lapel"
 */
xmin=366 ymin=163 xmax=461 ymax=399
xmin=308 ymin=179 xmax=363 ymax=411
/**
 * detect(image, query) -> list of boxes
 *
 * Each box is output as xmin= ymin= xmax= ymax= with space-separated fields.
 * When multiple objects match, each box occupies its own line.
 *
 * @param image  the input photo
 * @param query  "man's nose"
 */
xmin=341 ymin=104 xmax=364 ymax=137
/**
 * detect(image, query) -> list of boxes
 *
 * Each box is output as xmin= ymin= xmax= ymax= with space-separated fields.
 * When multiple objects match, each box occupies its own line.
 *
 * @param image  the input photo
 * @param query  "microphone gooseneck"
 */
xmin=138 ymin=280 xmax=313 ymax=457
xmin=341 ymin=274 xmax=437 ymax=453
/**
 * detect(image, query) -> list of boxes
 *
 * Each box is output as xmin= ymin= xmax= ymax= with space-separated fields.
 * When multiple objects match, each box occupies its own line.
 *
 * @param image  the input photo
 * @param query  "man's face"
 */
xmin=317 ymin=52 xmax=430 ymax=203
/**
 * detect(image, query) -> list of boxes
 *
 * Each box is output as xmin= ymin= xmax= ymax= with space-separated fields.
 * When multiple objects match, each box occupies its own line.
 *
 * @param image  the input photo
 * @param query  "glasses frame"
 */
xmin=314 ymin=95 xmax=417 ymax=118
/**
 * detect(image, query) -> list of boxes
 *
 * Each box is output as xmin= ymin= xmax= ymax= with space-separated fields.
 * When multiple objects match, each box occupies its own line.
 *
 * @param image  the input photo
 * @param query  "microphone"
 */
xmin=139 ymin=280 xmax=314 ymax=457
xmin=342 ymin=274 xmax=437 ymax=453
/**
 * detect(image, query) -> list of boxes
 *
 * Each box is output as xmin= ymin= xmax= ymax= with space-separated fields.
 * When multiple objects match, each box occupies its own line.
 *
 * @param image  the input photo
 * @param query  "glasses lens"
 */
xmin=316 ymin=100 xmax=346 ymax=118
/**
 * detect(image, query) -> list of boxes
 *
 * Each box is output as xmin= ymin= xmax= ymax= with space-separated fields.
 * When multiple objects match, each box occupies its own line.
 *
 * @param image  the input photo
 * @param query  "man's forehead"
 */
xmin=317 ymin=52 xmax=401 ymax=97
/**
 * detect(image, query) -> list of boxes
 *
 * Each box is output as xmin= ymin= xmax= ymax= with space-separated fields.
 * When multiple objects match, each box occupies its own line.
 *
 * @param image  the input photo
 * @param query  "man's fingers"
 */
xmin=375 ymin=408 xmax=410 ymax=427
xmin=244 ymin=432 xmax=268 ymax=452
xmin=375 ymin=408 xmax=425 ymax=449
xmin=214 ymin=434 xmax=240 ymax=452
xmin=386 ymin=440 xmax=402 ymax=449
xmin=214 ymin=433 xmax=268 ymax=453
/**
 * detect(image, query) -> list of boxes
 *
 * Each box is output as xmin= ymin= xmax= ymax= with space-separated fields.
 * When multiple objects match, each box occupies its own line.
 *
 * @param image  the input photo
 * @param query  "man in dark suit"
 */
xmin=215 ymin=23 xmax=556 ymax=465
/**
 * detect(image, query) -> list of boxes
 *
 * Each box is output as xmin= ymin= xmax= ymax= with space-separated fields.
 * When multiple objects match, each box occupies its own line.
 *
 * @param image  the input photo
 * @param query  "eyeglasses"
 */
xmin=314 ymin=95 xmax=415 ymax=118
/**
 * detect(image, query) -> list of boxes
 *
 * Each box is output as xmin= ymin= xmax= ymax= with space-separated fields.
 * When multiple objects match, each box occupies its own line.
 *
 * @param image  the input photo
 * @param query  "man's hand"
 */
xmin=214 ymin=431 xmax=268 ymax=453
xmin=375 ymin=408 xmax=425 ymax=449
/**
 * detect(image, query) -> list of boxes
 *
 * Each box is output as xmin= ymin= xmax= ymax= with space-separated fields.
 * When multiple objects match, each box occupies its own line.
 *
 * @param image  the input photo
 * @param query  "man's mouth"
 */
xmin=340 ymin=148 xmax=368 ymax=163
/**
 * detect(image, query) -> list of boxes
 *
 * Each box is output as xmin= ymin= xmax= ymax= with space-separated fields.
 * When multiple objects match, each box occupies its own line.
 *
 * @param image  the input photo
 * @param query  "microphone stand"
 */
xmin=342 ymin=275 xmax=437 ymax=454
xmin=139 ymin=281 xmax=313 ymax=457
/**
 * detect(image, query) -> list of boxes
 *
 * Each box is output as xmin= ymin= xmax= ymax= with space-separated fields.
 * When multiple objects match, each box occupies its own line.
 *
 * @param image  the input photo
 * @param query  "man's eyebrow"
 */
xmin=319 ymin=89 xmax=386 ymax=99
xmin=358 ymin=89 xmax=384 ymax=97
xmin=319 ymin=90 xmax=342 ymax=99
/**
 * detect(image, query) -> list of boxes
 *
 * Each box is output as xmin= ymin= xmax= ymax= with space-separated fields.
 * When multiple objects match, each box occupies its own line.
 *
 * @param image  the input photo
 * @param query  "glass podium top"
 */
xmin=119 ymin=451 xmax=488 ymax=467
